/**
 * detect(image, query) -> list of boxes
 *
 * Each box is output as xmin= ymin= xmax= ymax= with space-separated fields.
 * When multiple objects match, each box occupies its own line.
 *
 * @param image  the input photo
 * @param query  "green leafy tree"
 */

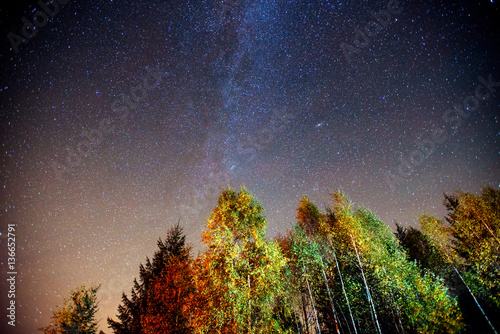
xmin=275 ymin=230 xmax=311 ymax=334
xmin=444 ymin=187 xmax=500 ymax=309
xmin=320 ymin=192 xmax=463 ymax=333
xmin=413 ymin=188 xmax=500 ymax=332
xmin=192 ymin=186 xmax=288 ymax=333
xmin=395 ymin=187 xmax=500 ymax=334
xmin=40 ymin=284 xmax=101 ymax=334
xmin=292 ymin=196 xmax=342 ymax=334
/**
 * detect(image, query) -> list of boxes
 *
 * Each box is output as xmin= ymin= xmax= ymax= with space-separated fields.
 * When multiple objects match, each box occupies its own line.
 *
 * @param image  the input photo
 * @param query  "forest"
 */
xmin=41 ymin=186 xmax=500 ymax=334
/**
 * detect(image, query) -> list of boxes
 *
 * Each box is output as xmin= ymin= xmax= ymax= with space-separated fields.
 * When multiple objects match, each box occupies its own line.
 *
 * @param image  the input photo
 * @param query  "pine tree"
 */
xmin=40 ymin=284 xmax=101 ymax=334
xmin=107 ymin=223 xmax=192 ymax=334
xmin=395 ymin=223 xmax=448 ymax=275
xmin=141 ymin=256 xmax=193 ymax=333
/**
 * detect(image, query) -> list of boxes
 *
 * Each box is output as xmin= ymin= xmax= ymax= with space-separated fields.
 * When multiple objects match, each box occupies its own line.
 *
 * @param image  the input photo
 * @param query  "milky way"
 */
xmin=0 ymin=0 xmax=499 ymax=332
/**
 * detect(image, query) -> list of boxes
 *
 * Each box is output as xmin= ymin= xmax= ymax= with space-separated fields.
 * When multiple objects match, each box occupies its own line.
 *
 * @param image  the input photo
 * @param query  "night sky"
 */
xmin=0 ymin=0 xmax=499 ymax=332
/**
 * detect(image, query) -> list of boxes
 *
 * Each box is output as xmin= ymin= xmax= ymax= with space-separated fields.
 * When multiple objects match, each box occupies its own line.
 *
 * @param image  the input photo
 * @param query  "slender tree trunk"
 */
xmin=396 ymin=306 xmax=405 ymax=334
xmin=301 ymin=282 xmax=310 ymax=334
xmin=335 ymin=298 xmax=352 ymax=334
xmin=351 ymin=236 xmax=382 ymax=334
xmin=294 ymin=308 xmax=302 ymax=334
xmin=472 ymin=207 xmax=500 ymax=246
xmin=304 ymin=264 xmax=322 ymax=334
xmin=437 ymin=233 xmax=498 ymax=334
xmin=248 ymin=273 xmax=251 ymax=334
xmin=453 ymin=266 xmax=498 ymax=334
xmin=382 ymin=267 xmax=404 ymax=334
xmin=330 ymin=239 xmax=358 ymax=334
xmin=321 ymin=266 xmax=340 ymax=334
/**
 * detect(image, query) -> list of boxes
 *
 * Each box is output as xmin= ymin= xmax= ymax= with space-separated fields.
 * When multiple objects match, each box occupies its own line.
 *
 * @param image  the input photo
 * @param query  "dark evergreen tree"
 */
xmin=395 ymin=223 xmax=448 ymax=275
xmin=142 ymin=256 xmax=193 ymax=333
xmin=40 ymin=284 xmax=101 ymax=334
xmin=107 ymin=223 xmax=192 ymax=334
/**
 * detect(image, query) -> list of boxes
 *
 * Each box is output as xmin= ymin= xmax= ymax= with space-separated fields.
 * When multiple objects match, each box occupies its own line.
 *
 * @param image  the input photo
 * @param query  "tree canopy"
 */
xmin=40 ymin=284 xmax=101 ymax=334
xmin=43 ymin=186 xmax=500 ymax=333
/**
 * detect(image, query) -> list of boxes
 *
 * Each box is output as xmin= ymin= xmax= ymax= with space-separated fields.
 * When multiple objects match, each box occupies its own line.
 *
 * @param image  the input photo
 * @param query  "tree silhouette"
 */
xmin=107 ymin=223 xmax=192 ymax=334
xmin=40 ymin=284 xmax=101 ymax=334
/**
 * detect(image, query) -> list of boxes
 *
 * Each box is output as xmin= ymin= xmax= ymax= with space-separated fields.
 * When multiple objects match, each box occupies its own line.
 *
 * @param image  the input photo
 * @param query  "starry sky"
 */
xmin=0 ymin=0 xmax=499 ymax=332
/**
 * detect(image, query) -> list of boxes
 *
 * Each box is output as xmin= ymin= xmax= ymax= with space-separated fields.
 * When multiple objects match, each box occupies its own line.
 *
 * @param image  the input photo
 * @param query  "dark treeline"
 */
xmin=42 ymin=186 xmax=500 ymax=334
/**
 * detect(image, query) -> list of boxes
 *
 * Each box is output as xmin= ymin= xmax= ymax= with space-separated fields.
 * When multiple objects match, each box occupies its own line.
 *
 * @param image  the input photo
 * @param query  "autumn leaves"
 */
xmin=104 ymin=186 xmax=499 ymax=333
